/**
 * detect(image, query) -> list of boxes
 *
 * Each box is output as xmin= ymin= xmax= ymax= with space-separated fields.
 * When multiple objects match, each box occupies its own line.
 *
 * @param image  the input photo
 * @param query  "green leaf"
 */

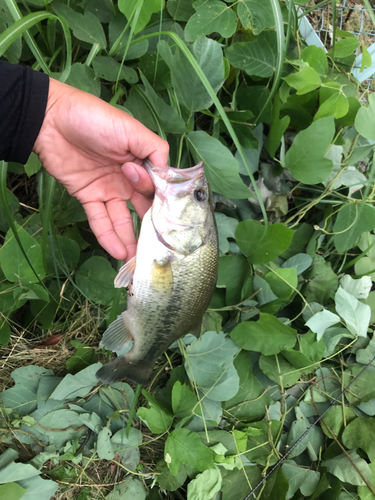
xmin=231 ymin=313 xmax=297 ymax=355
xmin=155 ymin=459 xmax=187 ymax=491
xmin=225 ymin=30 xmax=277 ymax=77
xmin=24 ymin=153 xmax=42 ymax=177
xmin=53 ymin=3 xmax=106 ymax=47
xmin=333 ymin=202 xmax=375 ymax=253
xmin=221 ymin=466 xmax=262 ymax=500
xmin=138 ymin=73 xmax=186 ymax=134
xmin=165 ymin=427 xmax=215 ymax=476
xmin=344 ymin=365 xmax=375 ymax=405
xmin=235 ymin=219 xmax=294 ymax=264
xmin=306 ymin=310 xmax=341 ymax=341
xmin=223 ymin=351 xmax=273 ymax=421
xmin=0 ymin=366 xmax=52 ymax=416
xmin=215 ymin=213 xmax=238 ymax=254
xmin=335 ymin=286 xmax=370 ymax=337
xmin=281 ymin=253 xmax=313 ymax=275
xmin=46 ymin=235 xmax=80 ymax=275
xmin=97 ymin=427 xmax=115 ymax=460
xmin=244 ymin=421 xmax=282 ymax=465
xmin=187 ymin=468 xmax=222 ymax=500
xmin=17 ymin=476 xmax=58 ymax=500
xmin=185 ymin=0 xmax=237 ymax=42
xmin=264 ymin=267 xmax=298 ymax=301
xmin=0 ymin=461 xmax=40 ymax=482
xmin=355 ymin=93 xmax=375 ymax=141
xmin=118 ymin=0 xmax=164 ymax=34
xmin=322 ymin=449 xmax=371 ymax=486
xmin=185 ymin=331 xmax=240 ymax=401
xmin=259 ymin=353 xmax=302 ymax=387
xmin=360 ymin=43 xmax=372 ymax=72
xmin=237 ymin=85 xmax=272 ymax=124
xmin=158 ymin=36 xmax=225 ymax=113
xmin=218 ymin=254 xmax=249 ymax=305
xmin=137 ymin=390 xmax=173 ymax=433
xmin=283 ymin=66 xmax=322 ymax=95
xmin=342 ymin=417 xmax=375 ymax=462
xmin=50 ymin=363 xmax=103 ymax=400
xmin=340 ymin=275 xmax=372 ymax=300
xmin=171 ymin=381 xmax=198 ymax=420
xmin=76 ymin=256 xmax=116 ymax=304
xmin=0 ymin=483 xmax=26 ymax=500
xmin=265 ymin=95 xmax=290 ymax=157
xmin=237 ymin=0 xmax=275 ymax=34
xmin=314 ymin=92 xmax=349 ymax=121
xmin=0 ymin=319 xmax=10 ymax=346
xmin=187 ymin=131 xmax=251 ymax=198
xmin=0 ymin=223 xmax=45 ymax=284
xmin=167 ymin=0 xmax=195 ymax=21
xmin=105 ymin=477 xmax=147 ymax=500
xmin=320 ymin=405 xmax=357 ymax=438
xmin=301 ymin=45 xmax=328 ymax=77
xmin=65 ymin=63 xmax=101 ymax=96
xmin=331 ymin=36 xmax=359 ymax=58
xmin=92 ymin=56 xmax=138 ymax=84
xmin=304 ymin=255 xmax=338 ymax=305
xmin=282 ymin=461 xmax=320 ymax=498
xmin=284 ymin=116 xmax=335 ymax=184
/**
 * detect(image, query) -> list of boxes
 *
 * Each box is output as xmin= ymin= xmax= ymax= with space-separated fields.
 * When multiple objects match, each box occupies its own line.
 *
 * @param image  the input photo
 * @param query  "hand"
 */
xmin=33 ymin=78 xmax=169 ymax=261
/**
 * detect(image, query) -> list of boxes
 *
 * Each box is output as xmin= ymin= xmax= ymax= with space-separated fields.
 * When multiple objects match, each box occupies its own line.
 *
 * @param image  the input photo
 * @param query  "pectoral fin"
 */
xmin=114 ymin=256 xmax=137 ymax=288
xmin=100 ymin=311 xmax=133 ymax=353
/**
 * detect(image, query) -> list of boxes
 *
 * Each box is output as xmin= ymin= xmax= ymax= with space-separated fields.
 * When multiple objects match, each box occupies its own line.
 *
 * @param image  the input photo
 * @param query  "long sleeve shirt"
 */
xmin=0 ymin=61 xmax=49 ymax=164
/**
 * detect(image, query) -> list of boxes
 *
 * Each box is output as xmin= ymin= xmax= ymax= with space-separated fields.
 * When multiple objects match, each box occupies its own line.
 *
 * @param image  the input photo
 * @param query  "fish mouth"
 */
xmin=144 ymin=159 xmax=205 ymax=184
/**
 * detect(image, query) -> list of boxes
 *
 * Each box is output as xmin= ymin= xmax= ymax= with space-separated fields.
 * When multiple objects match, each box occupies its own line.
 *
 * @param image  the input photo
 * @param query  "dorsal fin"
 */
xmin=114 ymin=256 xmax=137 ymax=288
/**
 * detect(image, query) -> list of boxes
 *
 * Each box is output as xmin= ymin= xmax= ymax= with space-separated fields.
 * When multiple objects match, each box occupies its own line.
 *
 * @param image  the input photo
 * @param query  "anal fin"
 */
xmin=100 ymin=311 xmax=133 ymax=353
xmin=96 ymin=356 xmax=155 ymax=385
xmin=114 ymin=256 xmax=136 ymax=288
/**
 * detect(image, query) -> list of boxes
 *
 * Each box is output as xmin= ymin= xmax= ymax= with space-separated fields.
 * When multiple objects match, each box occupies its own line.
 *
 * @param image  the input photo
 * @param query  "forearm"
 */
xmin=0 ymin=61 xmax=49 ymax=164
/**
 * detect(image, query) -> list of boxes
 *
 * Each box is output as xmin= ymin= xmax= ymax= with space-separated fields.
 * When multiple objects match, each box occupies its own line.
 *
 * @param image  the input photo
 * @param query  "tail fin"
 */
xmin=96 ymin=355 xmax=155 ymax=385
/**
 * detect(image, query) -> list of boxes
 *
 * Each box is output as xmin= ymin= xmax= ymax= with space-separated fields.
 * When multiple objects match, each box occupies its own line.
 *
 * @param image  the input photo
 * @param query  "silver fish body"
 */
xmin=96 ymin=161 xmax=218 ymax=385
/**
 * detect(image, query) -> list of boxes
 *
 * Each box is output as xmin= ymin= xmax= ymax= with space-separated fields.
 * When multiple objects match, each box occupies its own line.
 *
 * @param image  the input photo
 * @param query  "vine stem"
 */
xmin=126 ymin=383 xmax=142 ymax=437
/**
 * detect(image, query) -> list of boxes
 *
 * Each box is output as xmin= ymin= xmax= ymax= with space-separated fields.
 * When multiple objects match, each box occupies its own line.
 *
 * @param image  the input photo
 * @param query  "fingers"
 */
xmin=83 ymin=200 xmax=136 ymax=261
xmin=121 ymin=162 xmax=154 ymax=198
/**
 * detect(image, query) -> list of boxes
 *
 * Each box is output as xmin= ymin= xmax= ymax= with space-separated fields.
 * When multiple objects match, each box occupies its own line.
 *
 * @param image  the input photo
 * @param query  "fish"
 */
xmin=95 ymin=160 xmax=219 ymax=385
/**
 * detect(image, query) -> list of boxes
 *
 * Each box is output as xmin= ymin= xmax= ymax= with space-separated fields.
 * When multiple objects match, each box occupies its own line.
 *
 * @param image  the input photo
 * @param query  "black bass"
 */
xmin=96 ymin=160 xmax=218 ymax=385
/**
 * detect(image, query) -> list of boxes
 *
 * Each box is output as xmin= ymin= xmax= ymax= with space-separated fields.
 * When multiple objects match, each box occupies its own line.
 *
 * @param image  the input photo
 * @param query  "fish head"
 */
xmin=144 ymin=160 xmax=215 ymax=255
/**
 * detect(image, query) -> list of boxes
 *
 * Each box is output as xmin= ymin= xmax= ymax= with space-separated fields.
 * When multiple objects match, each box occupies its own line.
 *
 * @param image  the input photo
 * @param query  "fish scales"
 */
xmin=96 ymin=160 xmax=218 ymax=385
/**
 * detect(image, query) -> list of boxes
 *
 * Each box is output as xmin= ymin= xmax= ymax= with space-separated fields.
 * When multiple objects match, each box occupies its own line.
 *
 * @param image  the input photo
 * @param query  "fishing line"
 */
xmin=243 ymin=353 xmax=375 ymax=500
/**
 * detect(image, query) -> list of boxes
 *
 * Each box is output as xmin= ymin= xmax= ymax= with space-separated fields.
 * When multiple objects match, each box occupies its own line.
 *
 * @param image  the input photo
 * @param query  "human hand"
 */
xmin=33 ymin=78 xmax=169 ymax=261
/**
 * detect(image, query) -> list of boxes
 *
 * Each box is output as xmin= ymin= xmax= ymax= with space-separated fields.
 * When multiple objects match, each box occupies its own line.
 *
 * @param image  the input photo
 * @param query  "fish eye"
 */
xmin=194 ymin=188 xmax=207 ymax=202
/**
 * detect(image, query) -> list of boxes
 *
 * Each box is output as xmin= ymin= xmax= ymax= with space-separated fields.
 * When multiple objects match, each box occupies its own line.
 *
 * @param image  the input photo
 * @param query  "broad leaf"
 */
xmin=237 ymin=0 xmax=275 ymax=34
xmin=0 ymin=223 xmax=45 ymax=284
xmin=76 ymin=256 xmax=116 ymax=304
xmin=306 ymin=310 xmax=341 ymax=341
xmin=187 ymin=468 xmax=222 ymax=500
xmin=231 ymin=313 xmax=297 ymax=355
xmin=342 ymin=417 xmax=375 ymax=462
xmin=118 ymin=0 xmax=164 ymax=34
xmin=284 ymin=66 xmax=322 ymax=95
xmin=185 ymin=0 xmax=237 ymax=42
xmin=235 ymin=219 xmax=294 ymax=264
xmin=158 ymin=36 xmax=225 ymax=113
xmin=165 ymin=428 xmax=215 ymax=476
xmin=284 ymin=116 xmax=335 ymax=184
xmin=185 ymin=331 xmax=240 ymax=401
xmin=335 ymin=286 xmax=370 ymax=337
xmin=225 ymin=30 xmax=277 ymax=78
xmin=322 ymin=450 xmax=371 ymax=486
xmin=355 ymin=93 xmax=375 ymax=141
xmin=187 ymin=131 xmax=251 ymax=198
xmin=333 ymin=203 xmax=375 ymax=253
xmin=137 ymin=391 xmax=173 ymax=433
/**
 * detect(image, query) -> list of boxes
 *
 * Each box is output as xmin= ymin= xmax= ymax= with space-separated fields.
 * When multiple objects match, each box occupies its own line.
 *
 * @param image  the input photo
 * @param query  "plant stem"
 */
xmin=126 ymin=383 xmax=142 ymax=437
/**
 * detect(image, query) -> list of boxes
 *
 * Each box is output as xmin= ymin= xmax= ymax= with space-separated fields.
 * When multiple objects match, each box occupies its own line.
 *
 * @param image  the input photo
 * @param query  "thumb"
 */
xmin=121 ymin=162 xmax=154 ymax=197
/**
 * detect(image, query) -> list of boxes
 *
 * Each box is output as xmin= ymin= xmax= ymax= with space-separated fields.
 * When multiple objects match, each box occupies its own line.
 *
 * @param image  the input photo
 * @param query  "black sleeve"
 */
xmin=0 ymin=61 xmax=49 ymax=165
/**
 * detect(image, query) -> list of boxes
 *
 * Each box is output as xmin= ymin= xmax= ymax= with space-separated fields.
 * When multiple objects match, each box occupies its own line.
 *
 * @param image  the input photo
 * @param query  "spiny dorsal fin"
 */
xmin=114 ymin=256 xmax=137 ymax=288
xmin=100 ymin=311 xmax=133 ymax=353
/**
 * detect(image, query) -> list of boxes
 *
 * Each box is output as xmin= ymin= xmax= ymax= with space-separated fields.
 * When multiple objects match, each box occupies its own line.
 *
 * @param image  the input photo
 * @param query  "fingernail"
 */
xmin=122 ymin=164 xmax=140 ymax=183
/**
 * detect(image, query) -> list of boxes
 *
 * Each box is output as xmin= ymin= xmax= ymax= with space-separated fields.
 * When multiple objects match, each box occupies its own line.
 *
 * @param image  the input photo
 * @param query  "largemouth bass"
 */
xmin=96 ymin=160 xmax=218 ymax=385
